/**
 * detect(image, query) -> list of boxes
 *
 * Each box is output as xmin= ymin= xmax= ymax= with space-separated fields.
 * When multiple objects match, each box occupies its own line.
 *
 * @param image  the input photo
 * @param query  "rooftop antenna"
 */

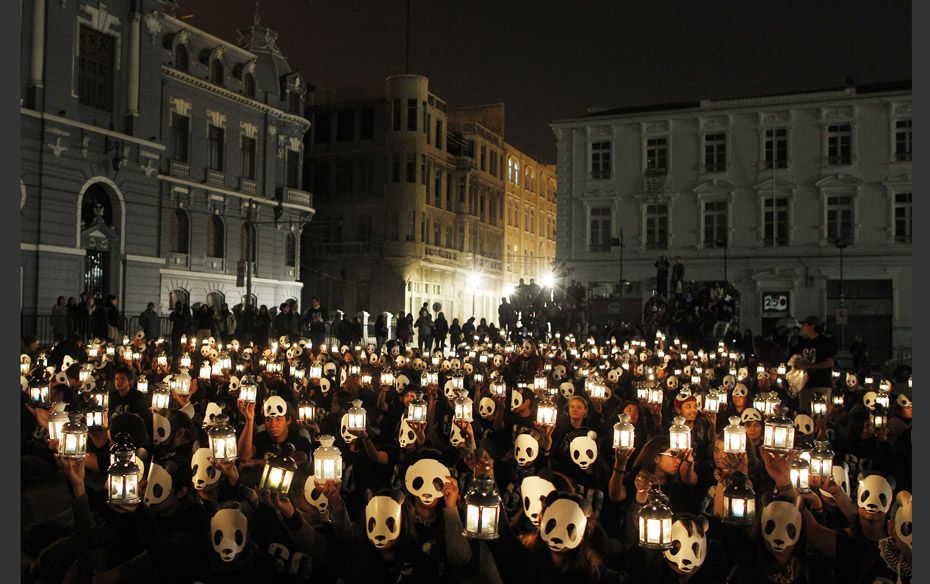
xmin=405 ymin=0 xmax=411 ymax=73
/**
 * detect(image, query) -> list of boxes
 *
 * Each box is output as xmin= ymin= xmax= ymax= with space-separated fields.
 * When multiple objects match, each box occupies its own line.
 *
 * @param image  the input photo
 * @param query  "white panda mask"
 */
xmin=211 ymin=508 xmax=248 ymax=562
xmin=263 ymin=396 xmax=289 ymax=419
xmin=340 ymin=413 xmax=357 ymax=444
xmin=738 ymin=367 xmax=749 ymax=380
xmin=404 ymin=458 xmax=449 ymax=505
xmin=540 ymin=498 xmax=588 ymax=552
xmin=510 ymin=389 xmax=525 ymax=411
xmin=894 ymin=491 xmax=913 ymax=551
xmin=559 ymin=381 xmax=576 ymax=399
xmin=846 ymin=372 xmax=859 ymax=389
xmin=761 ymin=500 xmax=802 ymax=553
xmin=520 ymin=476 xmax=556 ymax=525
xmin=395 ymin=374 xmax=410 ymax=392
xmin=666 ymin=376 xmax=679 ymax=390
xmin=152 ymin=412 xmax=171 ymax=445
xmin=857 ymin=474 xmax=893 ymax=515
xmin=570 ymin=431 xmax=599 ymax=470
xmin=478 ymin=397 xmax=496 ymax=420
xmin=863 ymin=391 xmax=877 ymax=410
xmin=740 ymin=408 xmax=762 ymax=424
xmin=319 ymin=377 xmax=332 ymax=395
xmin=303 ymin=481 xmax=329 ymax=514
xmin=663 ymin=517 xmax=708 ymax=574
xmin=203 ymin=402 xmax=223 ymax=429
xmin=794 ymin=414 xmax=815 ymax=436
xmin=492 ymin=354 xmax=504 ymax=368
xmin=514 ymin=433 xmax=539 ymax=467
xmin=443 ymin=379 xmax=458 ymax=401
xmin=143 ymin=462 xmax=172 ymax=506
xmin=897 ymin=394 xmax=912 ymax=409
xmin=722 ymin=375 xmax=736 ymax=390
xmin=463 ymin=362 xmax=474 ymax=375
xmin=450 ymin=422 xmax=466 ymax=447
xmin=607 ymin=369 xmax=621 ymax=383
xmin=191 ymin=447 xmax=219 ymax=491
xmin=820 ymin=462 xmax=850 ymax=501
xmin=398 ymin=416 xmax=417 ymax=448
xmin=732 ymin=383 xmax=749 ymax=398
xmin=365 ymin=495 xmax=403 ymax=549
xmin=180 ymin=402 xmax=196 ymax=420
xmin=554 ymin=364 xmax=568 ymax=380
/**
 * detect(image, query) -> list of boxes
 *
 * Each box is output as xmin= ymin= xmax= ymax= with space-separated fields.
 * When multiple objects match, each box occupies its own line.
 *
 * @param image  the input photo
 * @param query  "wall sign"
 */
xmin=762 ymin=292 xmax=790 ymax=313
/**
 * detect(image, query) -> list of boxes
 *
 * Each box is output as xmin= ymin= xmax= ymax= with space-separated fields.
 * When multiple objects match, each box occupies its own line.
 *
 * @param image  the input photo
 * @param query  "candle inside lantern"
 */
xmin=723 ymin=416 xmax=746 ymax=453
xmin=669 ymin=416 xmax=691 ymax=452
xmin=613 ymin=413 xmax=635 ymax=450
xmin=313 ymin=435 xmax=343 ymax=485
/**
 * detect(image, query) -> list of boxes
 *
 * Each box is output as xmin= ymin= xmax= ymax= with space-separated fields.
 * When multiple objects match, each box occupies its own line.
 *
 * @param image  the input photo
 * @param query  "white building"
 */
xmin=551 ymin=81 xmax=911 ymax=362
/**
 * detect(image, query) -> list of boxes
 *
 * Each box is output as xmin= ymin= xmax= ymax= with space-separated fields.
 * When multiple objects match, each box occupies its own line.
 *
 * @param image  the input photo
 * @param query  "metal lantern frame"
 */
xmin=207 ymin=414 xmax=238 ymax=463
xmin=669 ymin=415 xmax=692 ymax=453
xmin=259 ymin=443 xmax=299 ymax=494
xmin=722 ymin=471 xmax=756 ymax=525
xmin=809 ymin=439 xmax=834 ymax=479
xmin=723 ymin=416 xmax=747 ymax=453
xmin=313 ymin=435 xmax=343 ymax=485
xmin=107 ymin=446 xmax=142 ymax=505
xmin=58 ymin=412 xmax=89 ymax=460
xmin=407 ymin=392 xmax=428 ymax=424
xmin=346 ymin=399 xmax=367 ymax=433
xmin=763 ymin=407 xmax=795 ymax=453
xmin=239 ymin=376 xmax=258 ymax=403
xmin=536 ymin=395 xmax=558 ymax=427
xmin=790 ymin=451 xmax=811 ymax=493
xmin=151 ymin=385 xmax=171 ymax=410
xmin=638 ymin=487 xmax=674 ymax=549
xmin=462 ymin=474 xmax=501 ymax=540
xmin=613 ymin=413 xmax=635 ymax=450
xmin=297 ymin=398 xmax=317 ymax=424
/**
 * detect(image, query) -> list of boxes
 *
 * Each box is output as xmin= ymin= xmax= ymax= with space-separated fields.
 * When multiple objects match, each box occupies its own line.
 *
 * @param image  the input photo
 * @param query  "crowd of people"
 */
xmin=18 ymin=304 xmax=912 ymax=584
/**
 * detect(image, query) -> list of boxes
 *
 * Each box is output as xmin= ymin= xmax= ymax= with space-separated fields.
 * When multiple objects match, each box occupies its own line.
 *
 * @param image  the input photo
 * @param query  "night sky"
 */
xmin=185 ymin=0 xmax=911 ymax=163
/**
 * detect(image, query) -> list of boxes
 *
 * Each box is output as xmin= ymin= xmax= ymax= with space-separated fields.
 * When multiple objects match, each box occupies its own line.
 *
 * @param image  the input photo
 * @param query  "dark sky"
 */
xmin=185 ymin=0 xmax=911 ymax=163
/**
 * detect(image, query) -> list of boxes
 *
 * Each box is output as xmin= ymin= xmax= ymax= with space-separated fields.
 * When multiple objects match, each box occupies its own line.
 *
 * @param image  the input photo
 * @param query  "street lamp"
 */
xmin=467 ymin=272 xmax=481 ymax=317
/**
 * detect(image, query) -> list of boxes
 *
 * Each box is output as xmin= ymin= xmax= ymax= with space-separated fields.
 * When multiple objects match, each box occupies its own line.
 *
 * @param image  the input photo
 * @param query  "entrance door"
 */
xmin=84 ymin=250 xmax=108 ymax=298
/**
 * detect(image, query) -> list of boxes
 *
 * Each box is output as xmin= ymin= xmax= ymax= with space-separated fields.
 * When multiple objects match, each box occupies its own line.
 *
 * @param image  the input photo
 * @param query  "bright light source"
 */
xmin=467 ymin=272 xmax=482 ymax=288
xmin=540 ymin=272 xmax=556 ymax=289
xmin=503 ymin=284 xmax=516 ymax=298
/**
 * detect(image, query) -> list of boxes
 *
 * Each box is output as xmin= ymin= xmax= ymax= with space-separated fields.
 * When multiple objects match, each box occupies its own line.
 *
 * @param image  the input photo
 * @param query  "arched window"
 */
xmin=243 ymin=73 xmax=256 ymax=98
xmin=206 ymin=291 xmax=225 ymax=311
xmin=241 ymin=222 xmax=256 ymax=262
xmin=210 ymin=59 xmax=224 ymax=86
xmin=207 ymin=215 xmax=225 ymax=258
xmin=81 ymin=184 xmax=113 ymax=228
xmin=285 ymin=232 xmax=296 ymax=267
xmin=174 ymin=44 xmax=189 ymax=72
xmin=170 ymin=209 xmax=190 ymax=253
xmin=169 ymin=288 xmax=190 ymax=308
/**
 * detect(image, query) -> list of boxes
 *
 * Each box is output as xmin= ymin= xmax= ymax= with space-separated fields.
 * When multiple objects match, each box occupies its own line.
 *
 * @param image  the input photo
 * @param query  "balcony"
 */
xmin=206 ymin=169 xmax=226 ymax=188
xmin=167 ymin=252 xmax=189 ymax=267
xmin=424 ymin=245 xmax=460 ymax=263
xmin=477 ymin=255 xmax=502 ymax=272
xmin=305 ymin=241 xmax=374 ymax=255
xmin=169 ymin=159 xmax=189 ymax=178
xmin=285 ymin=187 xmax=313 ymax=208
xmin=204 ymin=257 xmax=225 ymax=272
xmin=239 ymin=178 xmax=257 ymax=195
xmin=452 ymin=156 xmax=475 ymax=171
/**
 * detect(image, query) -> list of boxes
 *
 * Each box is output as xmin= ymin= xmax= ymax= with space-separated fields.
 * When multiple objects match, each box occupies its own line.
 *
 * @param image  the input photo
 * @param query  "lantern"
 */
xmin=211 ymin=361 xmax=223 ymax=377
xmin=536 ymin=395 xmax=558 ymax=427
xmin=534 ymin=373 xmax=548 ymax=393
xmin=169 ymin=372 xmax=191 ymax=396
xmin=346 ymin=399 xmax=367 ymax=432
xmin=474 ymin=372 xmax=484 ymax=384
xmin=407 ymin=392 xmax=428 ymax=424
xmin=219 ymin=352 xmax=232 ymax=371
xmin=28 ymin=376 xmax=50 ymax=406
xmin=451 ymin=374 xmax=465 ymax=392
xmin=638 ymin=487 xmax=673 ymax=549
xmin=669 ymin=416 xmax=691 ymax=453
xmin=199 ymin=362 xmax=212 ymax=380
xmin=587 ymin=376 xmax=607 ymax=401
xmin=359 ymin=372 xmax=371 ymax=386
xmin=832 ymin=392 xmax=845 ymax=407
xmin=763 ymin=393 xmax=781 ymax=417
xmin=313 ymin=435 xmax=343 ymax=484
xmin=647 ymin=385 xmax=663 ymax=405
xmin=179 ymin=353 xmax=192 ymax=369
xmin=156 ymin=354 xmax=168 ymax=369
xmin=151 ymin=385 xmax=171 ymax=410
xmin=107 ymin=447 xmax=141 ymax=505
xmin=87 ymin=345 xmax=99 ymax=359
xmin=298 ymin=398 xmax=317 ymax=423
xmin=777 ymin=363 xmax=787 ymax=376
xmin=763 ymin=407 xmax=795 ymax=452
xmin=58 ymin=412 xmax=88 ymax=460
xmin=722 ymin=471 xmax=756 ymax=525
xmin=90 ymin=387 xmax=109 ymax=411
xmin=207 ymin=414 xmax=238 ymax=463
xmin=809 ymin=440 xmax=834 ymax=479
xmin=121 ymin=347 xmax=133 ymax=362
xmin=259 ymin=442 xmax=298 ymax=494
xmin=454 ymin=391 xmax=474 ymax=423
xmin=239 ymin=375 xmax=258 ymax=403
xmin=462 ymin=474 xmax=501 ymax=540
xmin=703 ymin=389 xmax=720 ymax=413
xmin=871 ymin=405 xmax=888 ymax=430
xmin=423 ymin=370 xmax=439 ymax=386
xmin=47 ymin=402 xmax=69 ymax=442
xmin=308 ymin=363 xmax=323 ymax=380
xmin=379 ymin=369 xmax=394 ymax=388
xmin=479 ymin=353 xmax=489 ymax=365
xmin=490 ymin=379 xmax=507 ymax=398
xmin=811 ymin=393 xmax=827 ymax=417
xmin=106 ymin=345 xmax=115 ymax=357
xmin=875 ymin=391 xmax=890 ymax=410
xmin=86 ymin=404 xmax=106 ymax=429
xmin=790 ymin=452 xmax=811 ymax=493
xmin=180 ymin=334 xmax=188 ymax=347
xmin=78 ymin=365 xmax=91 ymax=385
xmin=717 ymin=386 xmax=729 ymax=407
xmin=136 ymin=375 xmax=148 ymax=394
xmin=635 ymin=382 xmax=648 ymax=401
xmin=348 ymin=364 xmax=361 ymax=377
xmin=613 ymin=413 xmax=635 ymax=450
xmin=723 ymin=416 xmax=746 ymax=453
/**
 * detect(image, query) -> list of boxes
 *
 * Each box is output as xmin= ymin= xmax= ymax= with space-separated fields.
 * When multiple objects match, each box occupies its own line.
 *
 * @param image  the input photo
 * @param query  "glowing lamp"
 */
xmin=723 ymin=416 xmax=746 ymax=453
xmin=47 ymin=402 xmax=69 ymax=441
xmin=669 ymin=416 xmax=691 ymax=453
xmin=811 ymin=394 xmax=827 ymax=417
xmin=313 ymin=435 xmax=343 ymax=485
xmin=107 ymin=447 xmax=141 ymax=506
xmin=536 ymin=396 xmax=558 ymax=427
xmin=28 ymin=376 xmax=50 ymax=406
xmin=407 ymin=392 xmax=428 ymax=423
xmin=151 ymin=385 xmax=171 ymax=410
xmin=239 ymin=376 xmax=258 ymax=403
xmin=763 ymin=407 xmax=795 ymax=452
xmin=454 ymin=391 xmax=474 ymax=423
xmin=490 ymin=379 xmax=507 ymax=398
xmin=346 ymin=399 xmax=367 ymax=432
xmin=809 ymin=440 xmax=834 ymax=479
xmin=179 ymin=353 xmax=192 ymax=369
xmin=613 ymin=413 xmax=635 ymax=450
xmin=259 ymin=442 xmax=298 ymax=494
xmin=298 ymin=398 xmax=317 ymax=423
xmin=790 ymin=452 xmax=811 ymax=493
xmin=638 ymin=487 xmax=673 ymax=549
xmin=207 ymin=414 xmax=238 ymax=463
xmin=722 ymin=471 xmax=756 ymax=525
xmin=308 ymin=363 xmax=323 ymax=380
xmin=462 ymin=474 xmax=501 ymax=540
xmin=136 ymin=375 xmax=148 ymax=394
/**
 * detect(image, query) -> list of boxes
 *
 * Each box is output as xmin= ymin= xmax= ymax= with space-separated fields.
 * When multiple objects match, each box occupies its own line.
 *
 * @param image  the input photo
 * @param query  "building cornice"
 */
xmin=162 ymin=66 xmax=310 ymax=129
xmin=21 ymin=108 xmax=166 ymax=151
xmin=157 ymin=174 xmax=316 ymax=215
xmin=161 ymin=14 xmax=256 ymax=61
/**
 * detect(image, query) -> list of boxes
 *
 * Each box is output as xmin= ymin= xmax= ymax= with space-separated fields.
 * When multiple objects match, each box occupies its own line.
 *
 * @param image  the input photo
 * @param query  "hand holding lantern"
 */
xmin=207 ymin=414 xmax=238 ymax=463
xmin=259 ymin=442 xmax=298 ymax=494
xmin=462 ymin=474 xmax=501 ymax=540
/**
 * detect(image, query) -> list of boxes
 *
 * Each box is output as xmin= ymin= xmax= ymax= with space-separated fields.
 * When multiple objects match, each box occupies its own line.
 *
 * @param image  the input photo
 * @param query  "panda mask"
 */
xmin=820 ymin=463 xmax=850 ymax=501
xmin=740 ymin=408 xmax=762 ymax=424
xmin=340 ymin=413 xmax=357 ymax=444
xmin=450 ymin=422 xmax=466 ymax=447
xmin=203 ymin=402 xmax=223 ymax=429
xmin=144 ymin=461 xmax=172 ymax=506
xmin=211 ymin=507 xmax=248 ymax=563
xmin=263 ymin=396 xmax=289 ymax=419
xmin=663 ymin=515 xmax=708 ymax=575
xmin=404 ymin=458 xmax=449 ymax=506
xmin=761 ymin=500 xmax=802 ymax=553
xmin=559 ymin=381 xmax=576 ymax=399
xmin=514 ymin=433 xmax=539 ymax=467
xmin=733 ymin=383 xmax=749 ymax=398
xmin=893 ymin=491 xmax=913 ymax=551
xmin=570 ymin=432 xmax=599 ymax=470
xmin=365 ymin=493 xmax=404 ymax=549
xmin=398 ymin=416 xmax=417 ymax=448
xmin=520 ymin=476 xmax=556 ymax=526
xmin=303 ymin=480 xmax=329 ymax=514
xmin=862 ymin=391 xmax=878 ymax=411
xmin=540 ymin=497 xmax=588 ymax=552
xmin=857 ymin=474 xmax=893 ymax=515
xmin=191 ymin=447 xmax=220 ymax=491
xmin=152 ymin=412 xmax=171 ymax=445
xmin=510 ymin=389 xmax=525 ymax=412
xmin=478 ymin=397 xmax=496 ymax=420
xmin=794 ymin=415 xmax=815 ymax=436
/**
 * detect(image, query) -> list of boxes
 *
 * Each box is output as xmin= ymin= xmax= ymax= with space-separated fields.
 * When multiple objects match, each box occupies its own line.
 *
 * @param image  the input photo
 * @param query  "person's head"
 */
xmin=674 ymin=395 xmax=698 ymax=422
xmin=165 ymin=410 xmax=198 ymax=452
xmin=147 ymin=302 xmax=156 ymax=311
xmin=264 ymin=409 xmax=292 ymax=442
xmin=107 ymin=294 xmax=118 ymax=307
xmin=57 ymin=295 xmax=65 ymax=305
xmin=521 ymin=340 xmax=537 ymax=357
xmin=740 ymin=409 xmax=763 ymax=441
xmin=634 ymin=435 xmax=681 ymax=478
xmin=86 ymin=296 xmax=95 ymax=306
xmin=221 ymin=303 xmax=228 ymax=312
xmin=143 ymin=458 xmax=193 ymax=515
xmin=800 ymin=316 xmax=821 ymax=338
xmin=622 ymin=401 xmax=641 ymax=425
xmin=400 ymin=387 xmax=418 ymax=407
xmin=174 ymin=301 xmax=182 ymax=311
xmin=713 ymin=437 xmax=729 ymax=470
xmin=280 ymin=303 xmax=289 ymax=313
xmin=887 ymin=491 xmax=912 ymax=559
xmin=311 ymin=297 xmax=320 ymax=307
xmin=568 ymin=396 xmax=588 ymax=423
xmin=113 ymin=366 xmax=133 ymax=394
xmin=22 ymin=335 xmax=39 ymax=353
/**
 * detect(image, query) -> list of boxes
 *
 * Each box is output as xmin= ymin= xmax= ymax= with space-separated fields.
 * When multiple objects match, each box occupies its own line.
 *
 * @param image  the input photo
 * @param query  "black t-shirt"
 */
xmin=307 ymin=306 xmax=327 ymax=332
xmin=801 ymin=334 xmax=836 ymax=388
xmin=108 ymin=389 xmax=151 ymax=421
xmin=253 ymin=429 xmax=313 ymax=459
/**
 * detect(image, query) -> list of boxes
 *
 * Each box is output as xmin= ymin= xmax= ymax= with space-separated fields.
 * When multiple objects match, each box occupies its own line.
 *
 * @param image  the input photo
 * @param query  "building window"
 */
xmin=206 ymin=291 xmax=225 ymax=311
xmin=508 ymin=158 xmax=521 ymax=185
xmin=311 ymin=162 xmax=330 ymax=195
xmin=704 ymin=133 xmax=727 ymax=173
xmin=289 ymin=92 xmax=301 ymax=115
xmin=336 ymin=109 xmax=355 ymax=142
xmin=392 ymin=99 xmax=401 ymax=131
xmin=389 ymin=212 xmax=399 ymax=241
xmin=763 ymin=197 xmax=789 ymax=247
xmin=764 ymin=128 xmax=788 ymax=169
xmin=702 ymin=200 xmax=728 ymax=247
xmin=243 ymin=73 xmax=256 ymax=98
xmin=827 ymin=123 xmax=852 ymax=165
xmin=526 ymin=169 xmax=535 ymax=192
xmin=287 ymin=149 xmax=301 ymax=189
xmin=391 ymin=153 xmax=400 ymax=183
xmin=174 ymin=43 xmax=189 ymax=72
xmin=314 ymin=113 xmax=330 ymax=144
xmin=895 ymin=120 xmax=912 ymax=162
xmin=169 ymin=209 xmax=190 ymax=254
xmin=335 ymin=159 xmax=352 ymax=193
xmin=359 ymin=158 xmax=373 ymax=191
xmin=434 ymin=170 xmax=442 ymax=205
xmin=646 ymin=137 xmax=668 ymax=174
xmin=77 ymin=25 xmax=115 ymax=112
xmin=241 ymin=136 xmax=256 ymax=179
xmin=894 ymin=192 xmax=912 ymax=243
xmin=170 ymin=112 xmax=190 ymax=163
xmin=210 ymin=59 xmax=224 ymax=86
xmin=208 ymin=125 xmax=225 ymax=172
xmin=285 ymin=232 xmax=296 ymax=267
xmin=425 ymin=111 xmax=431 ymax=142
xmin=207 ymin=215 xmax=225 ymax=258
xmin=360 ymin=108 xmax=374 ymax=140
xmin=590 ymin=141 xmax=611 ymax=180
xmin=489 ymin=150 xmax=498 ymax=176
xmin=406 ymin=153 xmax=416 ymax=183
xmin=645 ymin=203 xmax=668 ymax=249
xmin=433 ymin=222 xmax=441 ymax=245
xmin=435 ymin=120 xmax=443 ymax=149
xmin=407 ymin=98 xmax=417 ymax=131
xmin=589 ymin=207 xmax=611 ymax=252
xmin=480 ymin=145 xmax=487 ymax=171
xmin=826 ymin=195 xmax=853 ymax=243
xmin=421 ymin=156 xmax=428 ymax=186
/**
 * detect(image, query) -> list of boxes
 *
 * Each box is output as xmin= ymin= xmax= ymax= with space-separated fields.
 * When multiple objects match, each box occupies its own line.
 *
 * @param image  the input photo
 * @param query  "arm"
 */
xmin=607 ymin=448 xmax=634 ymax=502
xmin=802 ymin=508 xmax=837 ymax=559
xmin=376 ymin=386 xmax=391 ymax=412
xmin=237 ymin=400 xmax=256 ymax=461
xmin=359 ymin=432 xmax=389 ymax=465
xmin=678 ymin=449 xmax=699 ymax=486
xmin=442 ymin=477 xmax=472 ymax=567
